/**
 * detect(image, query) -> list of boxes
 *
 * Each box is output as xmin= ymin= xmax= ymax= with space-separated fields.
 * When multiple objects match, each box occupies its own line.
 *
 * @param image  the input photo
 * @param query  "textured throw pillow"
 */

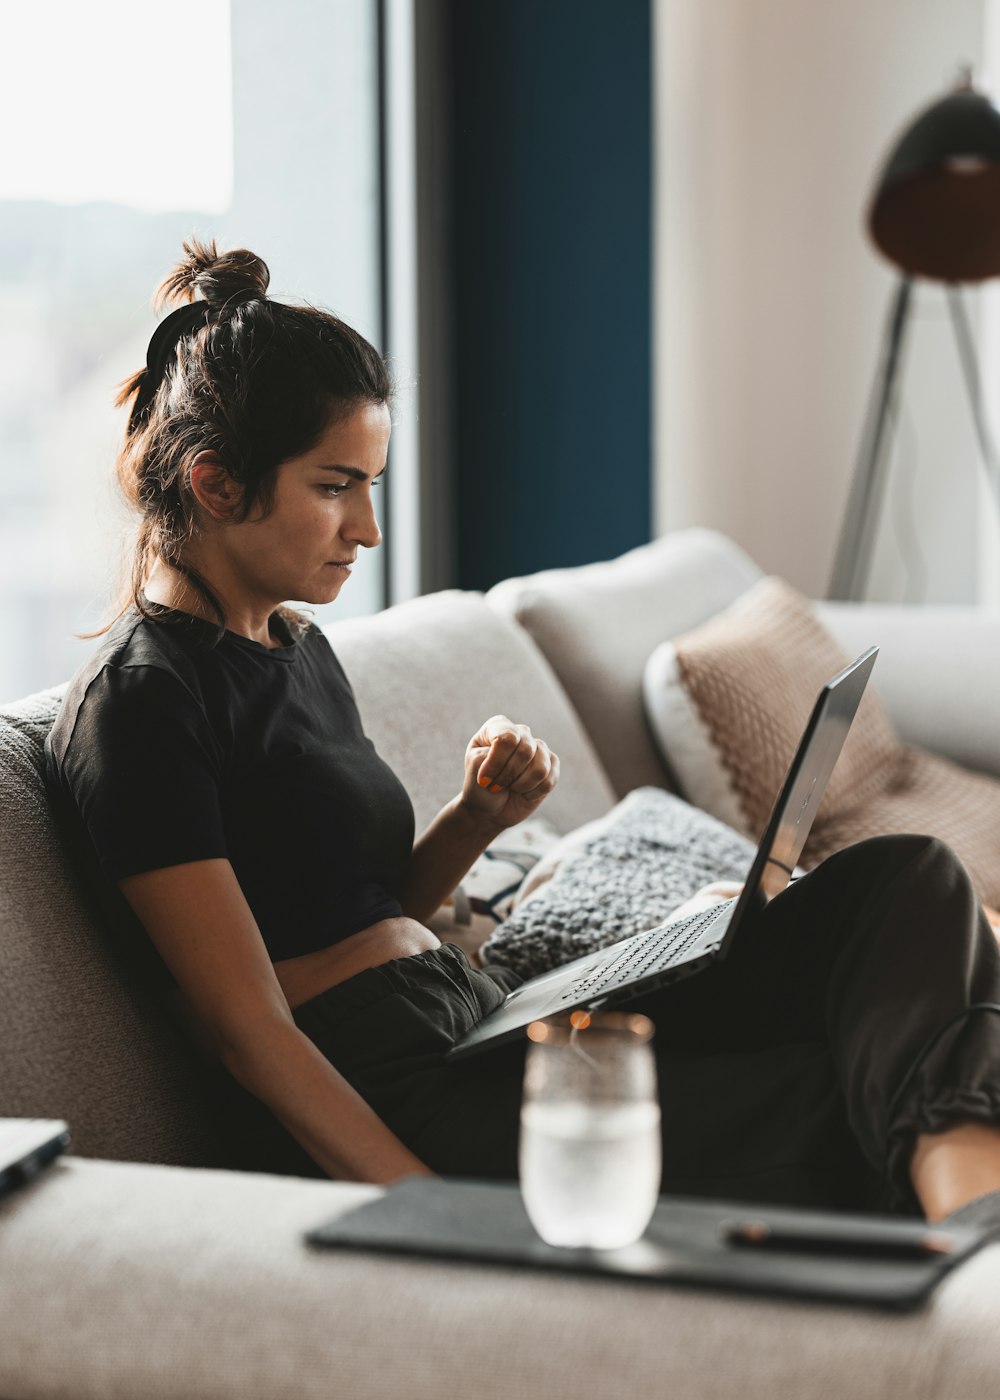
xmin=642 ymin=575 xmax=1000 ymax=909
xmin=427 ymin=816 xmax=561 ymax=963
xmin=478 ymin=787 xmax=756 ymax=979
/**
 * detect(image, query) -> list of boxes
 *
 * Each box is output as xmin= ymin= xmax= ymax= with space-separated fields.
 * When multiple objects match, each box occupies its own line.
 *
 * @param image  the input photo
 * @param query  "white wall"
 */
xmin=654 ymin=0 xmax=1000 ymax=604
xmin=980 ymin=0 xmax=1000 ymax=605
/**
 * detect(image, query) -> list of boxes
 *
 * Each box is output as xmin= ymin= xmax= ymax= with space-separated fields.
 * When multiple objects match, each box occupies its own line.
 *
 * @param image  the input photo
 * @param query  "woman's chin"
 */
xmin=298 ymin=571 xmax=350 ymax=605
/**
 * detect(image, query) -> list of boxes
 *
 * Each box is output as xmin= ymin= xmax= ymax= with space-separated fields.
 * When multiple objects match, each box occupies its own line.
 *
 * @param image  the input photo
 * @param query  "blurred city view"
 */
xmin=1 ymin=0 xmax=383 ymax=703
xmin=0 ymin=199 xmax=224 ymax=701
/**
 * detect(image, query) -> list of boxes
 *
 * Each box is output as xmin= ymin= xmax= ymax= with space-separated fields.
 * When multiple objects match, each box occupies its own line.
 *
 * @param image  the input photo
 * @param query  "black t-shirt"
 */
xmin=44 ymin=601 xmax=416 ymax=990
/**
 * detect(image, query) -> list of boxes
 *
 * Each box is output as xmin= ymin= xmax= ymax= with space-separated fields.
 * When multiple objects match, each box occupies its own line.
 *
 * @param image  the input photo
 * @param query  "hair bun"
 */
xmin=154 ymin=236 xmax=270 ymax=313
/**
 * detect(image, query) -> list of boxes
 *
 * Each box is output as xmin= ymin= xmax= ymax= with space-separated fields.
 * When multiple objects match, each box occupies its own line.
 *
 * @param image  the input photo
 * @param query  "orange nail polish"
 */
xmin=490 ymin=783 xmax=503 ymax=794
xmin=478 ymin=773 xmax=492 ymax=788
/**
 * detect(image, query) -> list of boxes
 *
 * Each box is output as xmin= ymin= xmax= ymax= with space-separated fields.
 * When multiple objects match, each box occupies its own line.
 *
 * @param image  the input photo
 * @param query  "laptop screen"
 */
xmin=742 ymin=647 xmax=878 ymax=907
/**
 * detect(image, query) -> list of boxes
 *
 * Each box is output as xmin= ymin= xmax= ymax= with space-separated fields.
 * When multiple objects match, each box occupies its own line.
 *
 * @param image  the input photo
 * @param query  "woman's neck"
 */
xmin=142 ymin=560 xmax=283 ymax=650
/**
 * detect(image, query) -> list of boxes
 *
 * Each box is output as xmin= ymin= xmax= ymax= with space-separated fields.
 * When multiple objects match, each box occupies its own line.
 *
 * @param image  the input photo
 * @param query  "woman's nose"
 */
xmin=345 ymin=490 xmax=382 ymax=549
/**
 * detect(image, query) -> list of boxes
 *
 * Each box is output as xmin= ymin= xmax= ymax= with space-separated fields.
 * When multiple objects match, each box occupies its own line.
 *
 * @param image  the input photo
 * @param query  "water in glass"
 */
xmin=519 ymin=1012 xmax=661 ymax=1250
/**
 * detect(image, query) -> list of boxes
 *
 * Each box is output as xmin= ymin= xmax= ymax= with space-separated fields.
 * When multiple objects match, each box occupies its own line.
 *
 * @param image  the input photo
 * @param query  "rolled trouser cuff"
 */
xmin=884 ymin=1002 xmax=1000 ymax=1210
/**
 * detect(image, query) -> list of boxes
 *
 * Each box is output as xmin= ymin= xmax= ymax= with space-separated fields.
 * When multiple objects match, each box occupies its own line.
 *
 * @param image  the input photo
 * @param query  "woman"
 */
xmin=45 ymin=239 xmax=1000 ymax=1229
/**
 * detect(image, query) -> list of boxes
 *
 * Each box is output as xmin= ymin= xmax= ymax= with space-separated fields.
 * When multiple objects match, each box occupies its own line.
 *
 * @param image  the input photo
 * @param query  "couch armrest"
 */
xmin=3 ymin=1157 xmax=1000 ymax=1400
xmin=816 ymin=602 xmax=1000 ymax=778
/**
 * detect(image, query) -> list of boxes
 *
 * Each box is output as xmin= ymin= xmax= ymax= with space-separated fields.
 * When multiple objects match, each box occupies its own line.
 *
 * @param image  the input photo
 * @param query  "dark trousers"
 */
xmin=290 ymin=834 xmax=1000 ymax=1215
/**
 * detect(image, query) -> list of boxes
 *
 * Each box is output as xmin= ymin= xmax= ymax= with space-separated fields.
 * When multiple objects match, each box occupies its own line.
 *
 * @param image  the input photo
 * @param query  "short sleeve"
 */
xmin=56 ymin=663 xmax=229 ymax=881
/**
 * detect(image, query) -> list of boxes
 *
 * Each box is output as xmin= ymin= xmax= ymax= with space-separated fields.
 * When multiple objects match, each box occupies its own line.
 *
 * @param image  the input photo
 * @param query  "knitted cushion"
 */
xmin=479 ymin=788 xmax=756 ymax=979
xmin=643 ymin=577 xmax=1000 ymax=908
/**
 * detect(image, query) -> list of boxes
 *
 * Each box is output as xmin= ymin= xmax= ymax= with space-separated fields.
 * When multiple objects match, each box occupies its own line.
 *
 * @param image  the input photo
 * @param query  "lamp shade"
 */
xmin=868 ymin=85 xmax=1000 ymax=282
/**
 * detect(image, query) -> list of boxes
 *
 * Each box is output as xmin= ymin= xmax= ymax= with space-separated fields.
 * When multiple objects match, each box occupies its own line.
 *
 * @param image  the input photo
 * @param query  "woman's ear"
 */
xmin=187 ymin=450 xmax=244 ymax=522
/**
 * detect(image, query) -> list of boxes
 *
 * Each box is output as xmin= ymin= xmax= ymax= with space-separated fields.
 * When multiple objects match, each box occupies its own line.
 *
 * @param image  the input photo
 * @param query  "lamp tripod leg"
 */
xmin=827 ymin=277 xmax=913 ymax=600
xmin=945 ymin=285 xmax=1000 ymax=517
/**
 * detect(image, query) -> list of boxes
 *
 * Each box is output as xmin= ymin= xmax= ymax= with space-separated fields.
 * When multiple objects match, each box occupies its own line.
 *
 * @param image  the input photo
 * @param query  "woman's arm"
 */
xmin=399 ymin=797 xmax=502 ymax=925
xmin=119 ymin=858 xmax=433 ymax=1183
xmin=398 ymin=715 xmax=560 ymax=925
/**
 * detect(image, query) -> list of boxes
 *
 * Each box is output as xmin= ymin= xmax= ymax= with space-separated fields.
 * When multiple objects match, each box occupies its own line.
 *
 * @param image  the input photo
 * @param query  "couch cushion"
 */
xmin=486 ymin=528 xmax=762 ymax=799
xmin=324 ymin=590 xmax=616 ymax=836
xmin=478 ymin=787 xmax=756 ymax=979
xmin=643 ymin=577 xmax=1000 ymax=908
xmin=0 ymin=688 xmax=230 ymax=1167
xmin=3 ymin=1156 xmax=1000 ymax=1400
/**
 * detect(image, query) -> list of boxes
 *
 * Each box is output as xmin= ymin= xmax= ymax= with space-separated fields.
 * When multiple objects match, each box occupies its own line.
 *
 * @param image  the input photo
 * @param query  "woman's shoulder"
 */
xmin=73 ymin=608 xmax=206 ymax=698
xmin=47 ymin=611 xmax=210 ymax=768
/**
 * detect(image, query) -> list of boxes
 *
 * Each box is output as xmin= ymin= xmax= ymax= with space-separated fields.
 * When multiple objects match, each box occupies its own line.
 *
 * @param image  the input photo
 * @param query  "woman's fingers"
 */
xmin=508 ymin=739 xmax=557 ymax=794
xmin=519 ymin=746 xmax=560 ymax=798
xmin=479 ymin=728 xmax=534 ymax=789
xmin=475 ymin=720 xmax=557 ymax=794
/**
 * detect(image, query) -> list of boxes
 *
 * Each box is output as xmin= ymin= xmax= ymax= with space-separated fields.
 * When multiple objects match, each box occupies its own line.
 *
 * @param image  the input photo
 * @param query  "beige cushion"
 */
xmin=3 ymin=1156 xmax=1000 ymax=1400
xmin=642 ymin=644 xmax=750 ymax=834
xmin=643 ymin=577 xmax=1000 ymax=907
xmin=324 ymin=590 xmax=616 ymax=836
xmin=486 ymin=529 xmax=762 ymax=799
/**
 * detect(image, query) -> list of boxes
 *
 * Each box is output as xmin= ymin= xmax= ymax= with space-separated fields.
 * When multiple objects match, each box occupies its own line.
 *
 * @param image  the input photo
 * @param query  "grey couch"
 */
xmin=2 ymin=528 xmax=999 ymax=1400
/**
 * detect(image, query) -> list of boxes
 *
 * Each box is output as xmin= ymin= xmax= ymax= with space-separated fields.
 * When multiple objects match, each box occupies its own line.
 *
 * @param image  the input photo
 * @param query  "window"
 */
xmin=0 ymin=0 xmax=386 ymax=702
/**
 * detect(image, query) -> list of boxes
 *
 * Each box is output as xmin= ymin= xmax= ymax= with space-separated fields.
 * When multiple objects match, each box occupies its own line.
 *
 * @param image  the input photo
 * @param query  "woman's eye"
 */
xmin=320 ymin=478 xmax=382 ymax=497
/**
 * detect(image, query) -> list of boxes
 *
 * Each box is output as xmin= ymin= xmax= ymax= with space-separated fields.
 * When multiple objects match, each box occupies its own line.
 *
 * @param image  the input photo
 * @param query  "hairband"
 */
xmin=128 ymin=289 xmax=263 ymax=432
xmin=128 ymin=302 xmax=211 ymax=432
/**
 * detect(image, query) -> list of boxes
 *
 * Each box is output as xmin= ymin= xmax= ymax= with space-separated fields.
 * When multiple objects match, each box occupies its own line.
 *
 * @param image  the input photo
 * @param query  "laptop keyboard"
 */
xmin=560 ymin=902 xmax=732 ymax=1003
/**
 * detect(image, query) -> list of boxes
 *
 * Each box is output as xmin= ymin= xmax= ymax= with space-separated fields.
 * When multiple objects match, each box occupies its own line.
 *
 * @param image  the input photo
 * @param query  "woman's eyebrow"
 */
xmin=316 ymin=464 xmax=387 ymax=481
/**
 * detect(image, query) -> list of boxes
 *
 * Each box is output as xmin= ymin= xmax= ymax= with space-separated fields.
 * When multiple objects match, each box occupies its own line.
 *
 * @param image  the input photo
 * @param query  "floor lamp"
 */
xmin=828 ymin=72 xmax=1000 ymax=602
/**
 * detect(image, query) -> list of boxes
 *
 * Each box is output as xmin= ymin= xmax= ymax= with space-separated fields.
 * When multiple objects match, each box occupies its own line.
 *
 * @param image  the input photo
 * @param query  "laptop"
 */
xmin=447 ymin=646 xmax=879 ymax=1061
xmin=0 ymin=1118 xmax=70 ymax=1200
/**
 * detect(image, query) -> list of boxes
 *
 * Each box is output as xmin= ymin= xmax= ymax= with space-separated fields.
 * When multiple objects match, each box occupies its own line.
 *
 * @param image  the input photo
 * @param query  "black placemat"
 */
xmin=305 ymin=1176 xmax=990 ymax=1311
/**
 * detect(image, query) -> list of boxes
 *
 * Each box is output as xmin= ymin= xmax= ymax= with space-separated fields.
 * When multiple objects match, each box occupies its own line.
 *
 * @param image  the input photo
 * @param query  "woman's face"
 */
xmin=219 ymin=401 xmax=390 ymax=607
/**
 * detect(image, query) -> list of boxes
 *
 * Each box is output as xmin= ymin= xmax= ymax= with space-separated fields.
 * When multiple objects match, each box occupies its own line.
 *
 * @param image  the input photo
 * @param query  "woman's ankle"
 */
xmin=910 ymin=1122 xmax=1000 ymax=1221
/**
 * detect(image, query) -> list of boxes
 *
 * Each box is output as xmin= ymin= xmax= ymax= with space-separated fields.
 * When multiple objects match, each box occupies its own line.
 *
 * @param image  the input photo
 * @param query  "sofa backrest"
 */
xmin=323 ymin=590 xmax=616 ymax=836
xmin=0 ymin=592 xmax=615 ymax=1166
xmin=487 ymin=529 xmax=762 ymax=798
xmin=0 ymin=689 xmax=229 ymax=1167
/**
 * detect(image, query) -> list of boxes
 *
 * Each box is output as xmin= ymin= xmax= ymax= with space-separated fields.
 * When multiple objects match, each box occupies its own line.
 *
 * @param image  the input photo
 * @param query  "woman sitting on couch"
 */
xmin=45 ymin=239 xmax=1000 ymax=1233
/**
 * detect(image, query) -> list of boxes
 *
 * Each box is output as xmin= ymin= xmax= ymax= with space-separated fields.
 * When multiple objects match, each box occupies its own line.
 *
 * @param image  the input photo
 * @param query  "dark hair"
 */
xmin=82 ymin=236 xmax=392 ymax=644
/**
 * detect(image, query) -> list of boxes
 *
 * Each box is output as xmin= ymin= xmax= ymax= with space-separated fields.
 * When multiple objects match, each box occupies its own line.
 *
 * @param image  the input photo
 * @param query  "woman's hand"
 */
xmin=458 ymin=715 xmax=560 ymax=831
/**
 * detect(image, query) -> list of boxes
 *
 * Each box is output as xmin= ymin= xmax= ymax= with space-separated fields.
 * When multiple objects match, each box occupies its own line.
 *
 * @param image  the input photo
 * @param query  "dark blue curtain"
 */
xmin=448 ymin=0 xmax=652 ymax=591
